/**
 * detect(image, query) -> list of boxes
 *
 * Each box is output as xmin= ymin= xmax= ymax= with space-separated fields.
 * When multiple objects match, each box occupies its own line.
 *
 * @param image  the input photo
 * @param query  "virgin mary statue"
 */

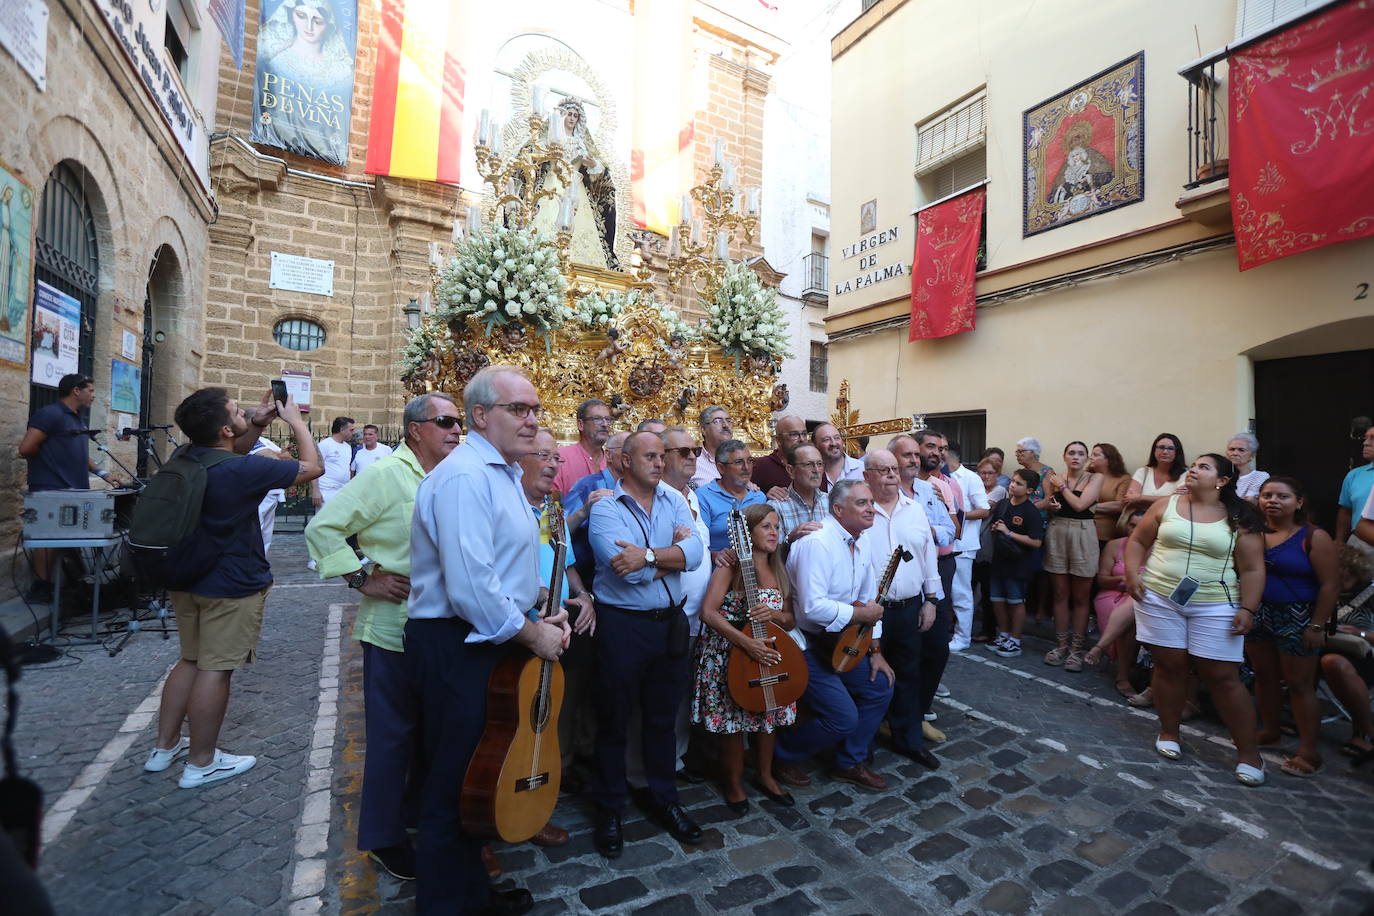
xmin=527 ymin=99 xmax=619 ymax=270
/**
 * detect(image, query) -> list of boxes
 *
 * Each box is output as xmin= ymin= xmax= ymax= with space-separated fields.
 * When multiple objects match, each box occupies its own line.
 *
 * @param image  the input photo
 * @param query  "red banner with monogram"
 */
xmin=1229 ymin=0 xmax=1374 ymax=271
xmin=909 ymin=187 xmax=985 ymax=341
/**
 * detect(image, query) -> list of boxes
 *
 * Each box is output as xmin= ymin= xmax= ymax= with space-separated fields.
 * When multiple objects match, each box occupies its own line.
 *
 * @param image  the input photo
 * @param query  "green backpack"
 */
xmin=128 ymin=445 xmax=242 ymax=590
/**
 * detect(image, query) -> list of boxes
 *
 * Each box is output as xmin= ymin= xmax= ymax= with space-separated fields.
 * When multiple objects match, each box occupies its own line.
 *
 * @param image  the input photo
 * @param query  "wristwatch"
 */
xmin=644 ymin=548 xmax=657 ymax=568
xmin=346 ymin=569 xmax=369 ymax=589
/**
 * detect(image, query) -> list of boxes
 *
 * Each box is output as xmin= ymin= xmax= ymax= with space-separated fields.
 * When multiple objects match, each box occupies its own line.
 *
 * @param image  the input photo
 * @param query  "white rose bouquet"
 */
xmin=705 ymin=261 xmax=792 ymax=364
xmin=434 ymin=223 xmax=571 ymax=337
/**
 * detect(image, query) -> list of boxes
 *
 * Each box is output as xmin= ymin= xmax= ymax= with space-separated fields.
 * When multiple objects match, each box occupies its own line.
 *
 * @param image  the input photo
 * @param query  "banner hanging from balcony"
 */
xmin=364 ymin=0 xmax=468 ymax=183
xmin=1022 ymin=52 xmax=1144 ymax=237
xmin=630 ymin=0 xmax=695 ymax=234
xmin=909 ymin=186 xmax=985 ymax=341
xmin=251 ymin=0 xmax=359 ymax=167
xmin=1229 ymin=1 xmax=1374 ymax=271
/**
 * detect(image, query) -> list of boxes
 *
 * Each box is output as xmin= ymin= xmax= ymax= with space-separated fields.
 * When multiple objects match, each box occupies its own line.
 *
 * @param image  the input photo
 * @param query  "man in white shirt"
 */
xmin=309 ymin=416 xmax=355 ymax=571
xmin=690 ymin=405 xmax=733 ymax=487
xmin=351 ymin=424 xmax=393 ymax=476
xmin=943 ymin=440 xmax=990 ymax=651
xmin=248 ymin=437 xmax=289 ymax=554
xmin=813 ymin=423 xmax=865 ymax=492
xmin=776 ymin=479 xmax=895 ymax=791
xmin=864 ymin=450 xmax=943 ymax=770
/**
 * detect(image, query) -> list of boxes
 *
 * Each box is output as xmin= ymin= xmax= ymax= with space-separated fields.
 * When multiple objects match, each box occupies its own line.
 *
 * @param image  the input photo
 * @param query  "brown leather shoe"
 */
xmin=529 ymin=823 xmax=570 ymax=847
xmin=773 ymin=761 xmax=812 ymax=788
xmin=481 ymin=845 xmax=502 ymax=879
xmin=829 ymin=764 xmax=888 ymax=791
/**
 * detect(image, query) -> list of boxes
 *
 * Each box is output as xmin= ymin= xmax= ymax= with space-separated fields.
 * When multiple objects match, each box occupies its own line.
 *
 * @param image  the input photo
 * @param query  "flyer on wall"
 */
xmin=30 ymin=280 xmax=79 ymax=387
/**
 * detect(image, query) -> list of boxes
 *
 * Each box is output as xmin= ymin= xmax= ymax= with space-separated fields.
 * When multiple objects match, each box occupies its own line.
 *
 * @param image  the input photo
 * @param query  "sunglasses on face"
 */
xmin=416 ymin=415 xmax=462 ymax=429
xmin=667 ymin=446 xmax=703 ymax=459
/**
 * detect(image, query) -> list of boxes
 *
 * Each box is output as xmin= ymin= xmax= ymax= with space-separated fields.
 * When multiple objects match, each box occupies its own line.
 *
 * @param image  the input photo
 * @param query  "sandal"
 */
xmin=1154 ymin=738 xmax=1182 ymax=760
xmin=1235 ymin=763 xmax=1266 ymax=786
xmin=1114 ymin=680 xmax=1136 ymax=700
xmin=1044 ymin=632 xmax=1071 ymax=667
xmin=1340 ymin=736 xmax=1373 ymax=757
xmin=1126 ymin=687 xmax=1154 ymax=708
xmin=1279 ymin=756 xmax=1322 ymax=778
xmin=1083 ymin=646 xmax=1107 ymax=669
xmin=1064 ymin=636 xmax=1087 ymax=673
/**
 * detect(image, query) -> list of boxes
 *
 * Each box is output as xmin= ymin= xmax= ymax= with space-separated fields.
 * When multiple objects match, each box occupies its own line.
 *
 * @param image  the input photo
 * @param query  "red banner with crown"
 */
xmin=1229 ymin=0 xmax=1374 ymax=271
xmin=909 ymin=186 xmax=985 ymax=341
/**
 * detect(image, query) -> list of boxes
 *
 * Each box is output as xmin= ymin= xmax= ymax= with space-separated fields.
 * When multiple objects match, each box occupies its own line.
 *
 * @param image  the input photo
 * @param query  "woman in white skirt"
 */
xmin=1124 ymin=453 xmax=1267 ymax=785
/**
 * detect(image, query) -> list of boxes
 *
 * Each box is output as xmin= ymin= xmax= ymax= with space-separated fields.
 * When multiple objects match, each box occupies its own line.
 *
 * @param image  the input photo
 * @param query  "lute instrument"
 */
xmin=461 ymin=493 xmax=566 ymax=843
xmin=1324 ymin=579 xmax=1374 ymax=662
xmin=724 ymin=509 xmax=809 ymax=713
xmin=831 ymin=544 xmax=912 ymax=673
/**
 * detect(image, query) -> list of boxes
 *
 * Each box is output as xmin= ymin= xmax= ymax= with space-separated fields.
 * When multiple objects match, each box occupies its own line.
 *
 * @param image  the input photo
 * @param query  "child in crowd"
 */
xmin=985 ymin=469 xmax=1045 ymax=658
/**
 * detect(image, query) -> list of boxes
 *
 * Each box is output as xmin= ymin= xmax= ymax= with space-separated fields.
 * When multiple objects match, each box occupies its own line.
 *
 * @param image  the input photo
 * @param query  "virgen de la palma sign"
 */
xmin=833 ymin=226 xmax=904 ymax=296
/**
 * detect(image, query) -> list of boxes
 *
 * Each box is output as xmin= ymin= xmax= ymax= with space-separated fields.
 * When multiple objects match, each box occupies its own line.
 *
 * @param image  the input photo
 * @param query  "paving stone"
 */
xmin=959 ymin=786 xmax=1000 ymax=809
xmin=977 ymin=727 xmax=1018 ymax=746
xmin=1205 ymin=840 xmax=1272 ymax=880
xmin=773 ymin=865 xmax=821 ymax=888
xmin=806 ymin=791 xmax=852 ymax=815
xmin=913 ymin=800 xmax=964 ymax=830
xmin=903 ymin=776 xmax=953 ymax=803
xmin=859 ymin=796 xmax=908 ymax=820
xmin=856 ymin=824 xmax=911 ymax=856
xmin=528 ymin=863 xmax=604 ymax=897
xmin=1031 ymin=858 xmax=1092 ymax=893
xmin=766 ymin=806 xmax=809 ymax=831
xmin=980 ymin=880 xmax=1033 ymax=915
xmin=1098 ymin=871 xmax=1151 ymax=909
xmin=608 ymin=841 xmax=675 ymax=870
xmin=909 ymin=831 xmax=970 ymax=862
xmin=1020 ymin=823 xmax=1069 ymax=851
xmin=988 ymin=770 xmax=1033 ymax=793
xmin=960 ymin=813 xmax=1015 ymax=839
xmin=932 ymin=873 xmax=970 ymax=905
xmin=987 ymin=749 xmax=1027 ymax=768
xmin=1269 ymin=857 xmax=1341 ymax=897
xmin=737 ymin=818 xmax=778 ymax=838
xmin=752 ymin=890 xmax=819 ymax=916
xmin=1064 ymin=803 xmax=1112 ymax=828
xmin=687 ymin=828 xmax=726 ymax=853
xmin=830 ymin=816 xmax=868 ymax=836
xmin=1114 ymin=809 xmax=1173 ymax=839
xmin=1074 ymin=830 xmax=1132 ymax=866
xmin=1030 ymin=755 xmax=1079 ymax=777
xmin=1165 ymin=871 xmax=1229 ymax=913
xmin=967 ymin=845 xmax=1026 ymax=880
xmin=1089 ymin=784 xmax=1131 ymax=807
xmin=799 ymin=830 xmax=861 ymax=870
xmin=954 ymin=762 xmax=990 ymax=783
xmin=728 ymin=837 xmax=797 ymax=871
xmin=1238 ymin=889 xmax=1303 ymax=916
xmin=632 ymin=894 xmax=701 ymax=916
xmin=579 ymin=876 xmax=650 ymax=911
xmin=816 ymin=885 xmax=854 ymax=903
xmin=1175 ymin=821 xmax=1227 ymax=848
xmin=1123 ymin=904 xmax=1181 ymax=916
xmin=1047 ymin=895 xmax=1108 ymax=916
xmin=656 ymin=859 xmax=722 ymax=888
xmin=705 ymin=875 xmax=774 ymax=909
xmin=1039 ymin=774 xmax=1088 ymax=798
xmin=937 ymin=740 xmax=984 ymax=761
xmin=1136 ymin=844 xmax=1191 ymax=877
xmin=1002 ymin=794 xmax=1056 ymax=817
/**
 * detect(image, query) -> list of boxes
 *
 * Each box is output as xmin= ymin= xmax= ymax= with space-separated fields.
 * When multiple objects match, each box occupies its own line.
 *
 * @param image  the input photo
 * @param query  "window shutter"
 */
xmin=915 ymin=91 xmax=986 ymax=177
xmin=1234 ymin=0 xmax=1337 ymax=41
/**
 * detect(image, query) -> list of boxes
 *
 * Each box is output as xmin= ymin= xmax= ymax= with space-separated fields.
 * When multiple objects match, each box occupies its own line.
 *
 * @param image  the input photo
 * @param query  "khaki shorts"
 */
xmin=1042 ymin=518 xmax=1098 ymax=578
xmin=170 ymin=588 xmax=270 ymax=671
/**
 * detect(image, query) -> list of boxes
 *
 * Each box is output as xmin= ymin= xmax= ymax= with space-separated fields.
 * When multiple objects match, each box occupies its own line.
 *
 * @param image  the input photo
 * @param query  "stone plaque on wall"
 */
xmin=270 ymin=251 xmax=335 ymax=296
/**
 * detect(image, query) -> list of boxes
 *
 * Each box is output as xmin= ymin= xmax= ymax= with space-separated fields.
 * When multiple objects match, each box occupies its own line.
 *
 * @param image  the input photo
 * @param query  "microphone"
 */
xmin=75 ymin=428 xmax=103 ymax=440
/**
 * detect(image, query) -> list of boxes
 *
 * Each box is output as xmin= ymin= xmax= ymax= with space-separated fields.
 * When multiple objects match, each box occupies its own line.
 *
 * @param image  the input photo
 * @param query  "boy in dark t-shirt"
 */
xmin=986 ymin=468 xmax=1045 ymax=658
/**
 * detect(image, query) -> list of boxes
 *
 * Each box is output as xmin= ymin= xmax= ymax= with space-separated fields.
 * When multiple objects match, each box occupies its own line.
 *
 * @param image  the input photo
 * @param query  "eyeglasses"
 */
xmin=491 ymin=402 xmax=546 ymax=421
xmin=791 ymin=460 xmax=824 ymax=470
xmin=778 ymin=430 xmax=807 ymax=441
xmin=706 ymin=416 xmax=732 ymax=426
xmin=721 ymin=456 xmax=754 ymax=469
xmin=869 ymin=467 xmax=899 ymax=476
xmin=582 ymin=416 xmax=612 ymax=426
xmin=531 ymin=451 xmax=565 ymax=465
xmin=667 ymin=446 xmax=703 ymax=459
xmin=416 ymin=415 xmax=462 ymax=430
xmin=1155 ymin=444 xmax=1177 ymax=451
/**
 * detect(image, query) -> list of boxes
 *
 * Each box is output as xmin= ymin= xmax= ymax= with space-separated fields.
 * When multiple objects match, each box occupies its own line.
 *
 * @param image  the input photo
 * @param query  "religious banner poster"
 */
xmin=364 ymin=0 xmax=467 ymax=183
xmin=1229 ymin=2 xmax=1374 ymax=271
xmin=0 ymin=160 xmax=34 ymax=367
xmin=208 ymin=0 xmax=246 ymax=70
xmin=252 ymin=0 xmax=359 ymax=167
xmin=110 ymin=359 xmax=141 ymax=415
xmin=1022 ymin=52 xmax=1144 ymax=237
xmin=30 ymin=281 xmax=79 ymax=387
xmin=631 ymin=0 xmax=695 ymax=233
xmin=909 ymin=186 xmax=985 ymax=342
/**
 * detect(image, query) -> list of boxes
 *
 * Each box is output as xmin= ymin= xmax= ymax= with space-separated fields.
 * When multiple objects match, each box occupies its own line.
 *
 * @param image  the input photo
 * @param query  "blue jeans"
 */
xmin=777 ymin=649 xmax=893 ymax=769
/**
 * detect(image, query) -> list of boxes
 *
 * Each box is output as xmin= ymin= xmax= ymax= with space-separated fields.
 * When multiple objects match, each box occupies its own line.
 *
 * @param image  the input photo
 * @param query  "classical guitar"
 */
xmin=462 ymin=494 xmax=566 ymax=843
xmin=1325 ymin=579 xmax=1374 ymax=662
xmin=725 ymin=509 xmax=808 ymax=713
xmin=831 ymin=544 xmax=912 ymax=673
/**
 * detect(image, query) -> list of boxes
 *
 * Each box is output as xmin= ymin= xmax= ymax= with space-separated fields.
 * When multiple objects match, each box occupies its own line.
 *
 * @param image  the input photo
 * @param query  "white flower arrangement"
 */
xmin=433 ymin=223 xmax=570 ymax=337
xmin=570 ymin=288 xmax=628 ymax=329
xmin=705 ymin=261 xmax=792 ymax=363
xmin=399 ymin=319 xmax=442 ymax=380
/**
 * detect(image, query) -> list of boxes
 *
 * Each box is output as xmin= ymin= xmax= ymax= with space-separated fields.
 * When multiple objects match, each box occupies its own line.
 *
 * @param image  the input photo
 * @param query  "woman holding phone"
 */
xmin=1124 ymin=453 xmax=1267 ymax=785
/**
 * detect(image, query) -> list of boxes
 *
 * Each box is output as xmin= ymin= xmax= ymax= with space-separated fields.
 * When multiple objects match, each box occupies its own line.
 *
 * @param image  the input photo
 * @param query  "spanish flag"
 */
xmin=364 ymin=0 xmax=467 ymax=184
xmin=631 ymin=0 xmax=695 ymax=233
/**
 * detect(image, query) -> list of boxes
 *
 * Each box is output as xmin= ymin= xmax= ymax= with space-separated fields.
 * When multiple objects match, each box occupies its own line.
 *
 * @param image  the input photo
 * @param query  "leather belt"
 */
xmin=596 ymin=600 xmax=685 ymax=623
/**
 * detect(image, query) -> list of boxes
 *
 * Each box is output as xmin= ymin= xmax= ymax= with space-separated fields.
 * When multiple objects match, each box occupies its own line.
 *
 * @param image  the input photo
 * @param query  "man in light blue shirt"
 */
xmin=695 ymin=439 xmax=767 ymax=551
xmin=588 ymin=430 xmax=704 ymax=858
xmin=1337 ymin=424 xmax=1374 ymax=548
xmin=405 ymin=365 xmax=569 ymax=916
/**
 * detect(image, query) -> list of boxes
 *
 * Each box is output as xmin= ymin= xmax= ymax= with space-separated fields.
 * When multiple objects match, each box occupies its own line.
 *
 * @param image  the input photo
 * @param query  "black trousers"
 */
xmin=879 ymin=596 xmax=927 ymax=753
xmin=405 ymin=618 xmax=501 ymax=916
xmin=592 ymin=605 xmax=688 ymax=810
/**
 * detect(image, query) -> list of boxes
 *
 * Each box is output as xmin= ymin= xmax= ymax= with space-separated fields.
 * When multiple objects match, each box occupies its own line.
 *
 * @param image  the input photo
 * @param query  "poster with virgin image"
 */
xmin=251 ymin=0 xmax=358 ymax=166
xmin=30 ymin=280 xmax=79 ymax=388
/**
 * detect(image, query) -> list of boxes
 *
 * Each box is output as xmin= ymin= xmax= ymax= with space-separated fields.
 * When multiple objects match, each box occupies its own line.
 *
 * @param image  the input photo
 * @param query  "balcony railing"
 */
xmin=1180 ymin=54 xmax=1229 ymax=189
xmin=802 ymin=252 xmax=828 ymax=298
xmin=809 ymin=355 xmax=828 ymax=393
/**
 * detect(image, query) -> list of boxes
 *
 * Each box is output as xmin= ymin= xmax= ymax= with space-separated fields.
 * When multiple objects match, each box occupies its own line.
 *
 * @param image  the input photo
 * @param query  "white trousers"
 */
xmin=949 ymin=553 xmax=976 ymax=650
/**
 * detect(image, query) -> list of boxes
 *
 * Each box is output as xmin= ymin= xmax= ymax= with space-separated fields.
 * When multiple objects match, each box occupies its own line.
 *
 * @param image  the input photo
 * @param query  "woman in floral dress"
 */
xmin=691 ymin=504 xmax=798 ymax=811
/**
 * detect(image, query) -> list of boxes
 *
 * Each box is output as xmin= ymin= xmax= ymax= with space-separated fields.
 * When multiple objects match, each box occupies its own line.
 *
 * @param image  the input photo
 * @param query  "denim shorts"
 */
xmin=989 ymin=575 xmax=1029 ymax=605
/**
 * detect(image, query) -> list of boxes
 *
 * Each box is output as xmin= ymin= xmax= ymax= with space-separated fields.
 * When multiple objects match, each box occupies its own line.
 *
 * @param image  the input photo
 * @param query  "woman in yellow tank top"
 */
xmin=1124 ymin=453 xmax=1267 ymax=786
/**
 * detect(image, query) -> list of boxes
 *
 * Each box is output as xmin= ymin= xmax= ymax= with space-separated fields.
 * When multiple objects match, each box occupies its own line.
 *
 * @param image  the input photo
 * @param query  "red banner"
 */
xmin=909 ymin=187 xmax=985 ymax=341
xmin=1229 ymin=0 xmax=1374 ymax=271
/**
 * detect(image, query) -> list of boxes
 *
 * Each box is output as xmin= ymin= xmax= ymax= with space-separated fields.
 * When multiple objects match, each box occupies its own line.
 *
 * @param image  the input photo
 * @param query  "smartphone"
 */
xmin=1169 ymin=575 xmax=1201 ymax=607
xmin=270 ymin=379 xmax=288 ymax=405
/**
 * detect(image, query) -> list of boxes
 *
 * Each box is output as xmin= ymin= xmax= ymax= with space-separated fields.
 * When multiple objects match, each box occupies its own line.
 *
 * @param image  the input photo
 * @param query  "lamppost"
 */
xmin=403 ymin=298 xmax=421 ymax=330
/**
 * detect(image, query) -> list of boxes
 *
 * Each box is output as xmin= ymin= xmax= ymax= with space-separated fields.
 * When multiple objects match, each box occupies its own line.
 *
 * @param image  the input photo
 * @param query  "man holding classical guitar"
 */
xmin=863 ymin=449 xmax=944 ymax=771
xmin=406 ymin=366 xmax=570 ymax=916
xmin=777 ymin=479 xmax=897 ymax=791
xmin=588 ymin=430 xmax=705 ymax=858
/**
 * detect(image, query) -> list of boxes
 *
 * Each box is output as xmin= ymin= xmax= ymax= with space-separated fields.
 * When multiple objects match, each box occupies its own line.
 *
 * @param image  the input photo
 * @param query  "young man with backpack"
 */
xmin=141 ymin=387 xmax=322 ymax=788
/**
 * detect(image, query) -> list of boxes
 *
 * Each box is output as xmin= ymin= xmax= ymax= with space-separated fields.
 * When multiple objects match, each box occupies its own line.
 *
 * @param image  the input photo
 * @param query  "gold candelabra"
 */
xmin=472 ymin=107 xmax=578 ymax=267
xmin=665 ymin=144 xmax=760 ymax=297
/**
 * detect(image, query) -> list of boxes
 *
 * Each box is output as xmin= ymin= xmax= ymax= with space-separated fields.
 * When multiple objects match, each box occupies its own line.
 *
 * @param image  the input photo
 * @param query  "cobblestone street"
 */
xmin=8 ymin=533 xmax=1374 ymax=914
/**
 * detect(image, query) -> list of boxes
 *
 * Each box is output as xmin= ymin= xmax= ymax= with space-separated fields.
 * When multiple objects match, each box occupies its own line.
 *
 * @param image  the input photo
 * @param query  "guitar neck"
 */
xmin=1336 ymin=580 xmax=1374 ymax=625
xmin=874 ymin=547 xmax=904 ymax=604
xmin=739 ymin=553 xmax=767 ymax=640
xmin=546 ymin=541 xmax=566 ymax=617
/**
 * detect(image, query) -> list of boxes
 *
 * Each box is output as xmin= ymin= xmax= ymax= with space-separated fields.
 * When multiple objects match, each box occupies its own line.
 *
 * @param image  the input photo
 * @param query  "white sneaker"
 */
xmin=178 ymin=750 xmax=256 ymax=789
xmin=934 ymin=683 xmax=951 ymax=698
xmin=306 ymin=559 xmax=317 ymax=572
xmin=144 ymin=737 xmax=190 ymax=772
xmin=924 ymin=712 xmax=937 ymax=721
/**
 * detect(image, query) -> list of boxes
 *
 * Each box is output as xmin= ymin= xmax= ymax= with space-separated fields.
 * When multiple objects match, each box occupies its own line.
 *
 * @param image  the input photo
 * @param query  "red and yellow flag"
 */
xmin=365 ymin=0 xmax=466 ymax=184
xmin=631 ymin=0 xmax=695 ymax=233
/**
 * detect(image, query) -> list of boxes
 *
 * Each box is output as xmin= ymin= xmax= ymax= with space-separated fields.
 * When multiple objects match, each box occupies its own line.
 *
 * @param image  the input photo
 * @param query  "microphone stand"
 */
xmin=88 ymin=432 xmax=142 ymax=490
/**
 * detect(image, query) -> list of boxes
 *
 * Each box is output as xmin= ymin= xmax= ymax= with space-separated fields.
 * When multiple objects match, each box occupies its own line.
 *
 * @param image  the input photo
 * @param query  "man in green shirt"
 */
xmin=305 ymin=393 xmax=462 ymax=882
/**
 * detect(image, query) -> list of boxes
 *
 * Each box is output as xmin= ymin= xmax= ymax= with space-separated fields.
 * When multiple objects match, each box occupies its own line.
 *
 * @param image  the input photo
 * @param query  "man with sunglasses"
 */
xmin=690 ymin=405 xmax=733 ymax=487
xmin=752 ymin=414 xmax=807 ymax=495
xmin=304 ymin=393 xmax=463 ymax=882
xmin=552 ymin=398 xmax=613 ymax=496
xmin=696 ymin=439 xmax=768 ymax=559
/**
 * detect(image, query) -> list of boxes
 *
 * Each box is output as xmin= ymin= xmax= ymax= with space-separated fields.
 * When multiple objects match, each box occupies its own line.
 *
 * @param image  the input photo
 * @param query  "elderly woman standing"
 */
xmin=1015 ymin=438 xmax=1056 ymax=624
xmin=1227 ymin=433 xmax=1269 ymax=503
xmin=1125 ymin=433 xmax=1187 ymax=511
xmin=1125 ymin=454 xmax=1267 ymax=785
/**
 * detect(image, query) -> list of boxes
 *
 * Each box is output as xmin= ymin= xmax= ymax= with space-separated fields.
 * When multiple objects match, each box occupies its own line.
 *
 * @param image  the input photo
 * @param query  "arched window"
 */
xmin=31 ymin=163 xmax=99 ymax=415
xmin=273 ymin=318 xmax=326 ymax=351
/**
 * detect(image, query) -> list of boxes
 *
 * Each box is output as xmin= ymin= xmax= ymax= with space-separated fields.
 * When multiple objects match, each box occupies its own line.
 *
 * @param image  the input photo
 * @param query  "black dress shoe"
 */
xmin=652 ymin=802 xmax=703 ymax=844
xmin=725 ymin=797 xmax=750 ymax=816
xmin=478 ymin=886 xmax=533 ymax=916
xmin=894 ymin=746 xmax=940 ymax=770
xmin=751 ymin=780 xmax=795 ymax=807
xmin=676 ymin=766 xmax=708 ymax=784
xmin=593 ymin=808 xmax=623 ymax=859
xmin=366 ymin=843 xmax=416 ymax=881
